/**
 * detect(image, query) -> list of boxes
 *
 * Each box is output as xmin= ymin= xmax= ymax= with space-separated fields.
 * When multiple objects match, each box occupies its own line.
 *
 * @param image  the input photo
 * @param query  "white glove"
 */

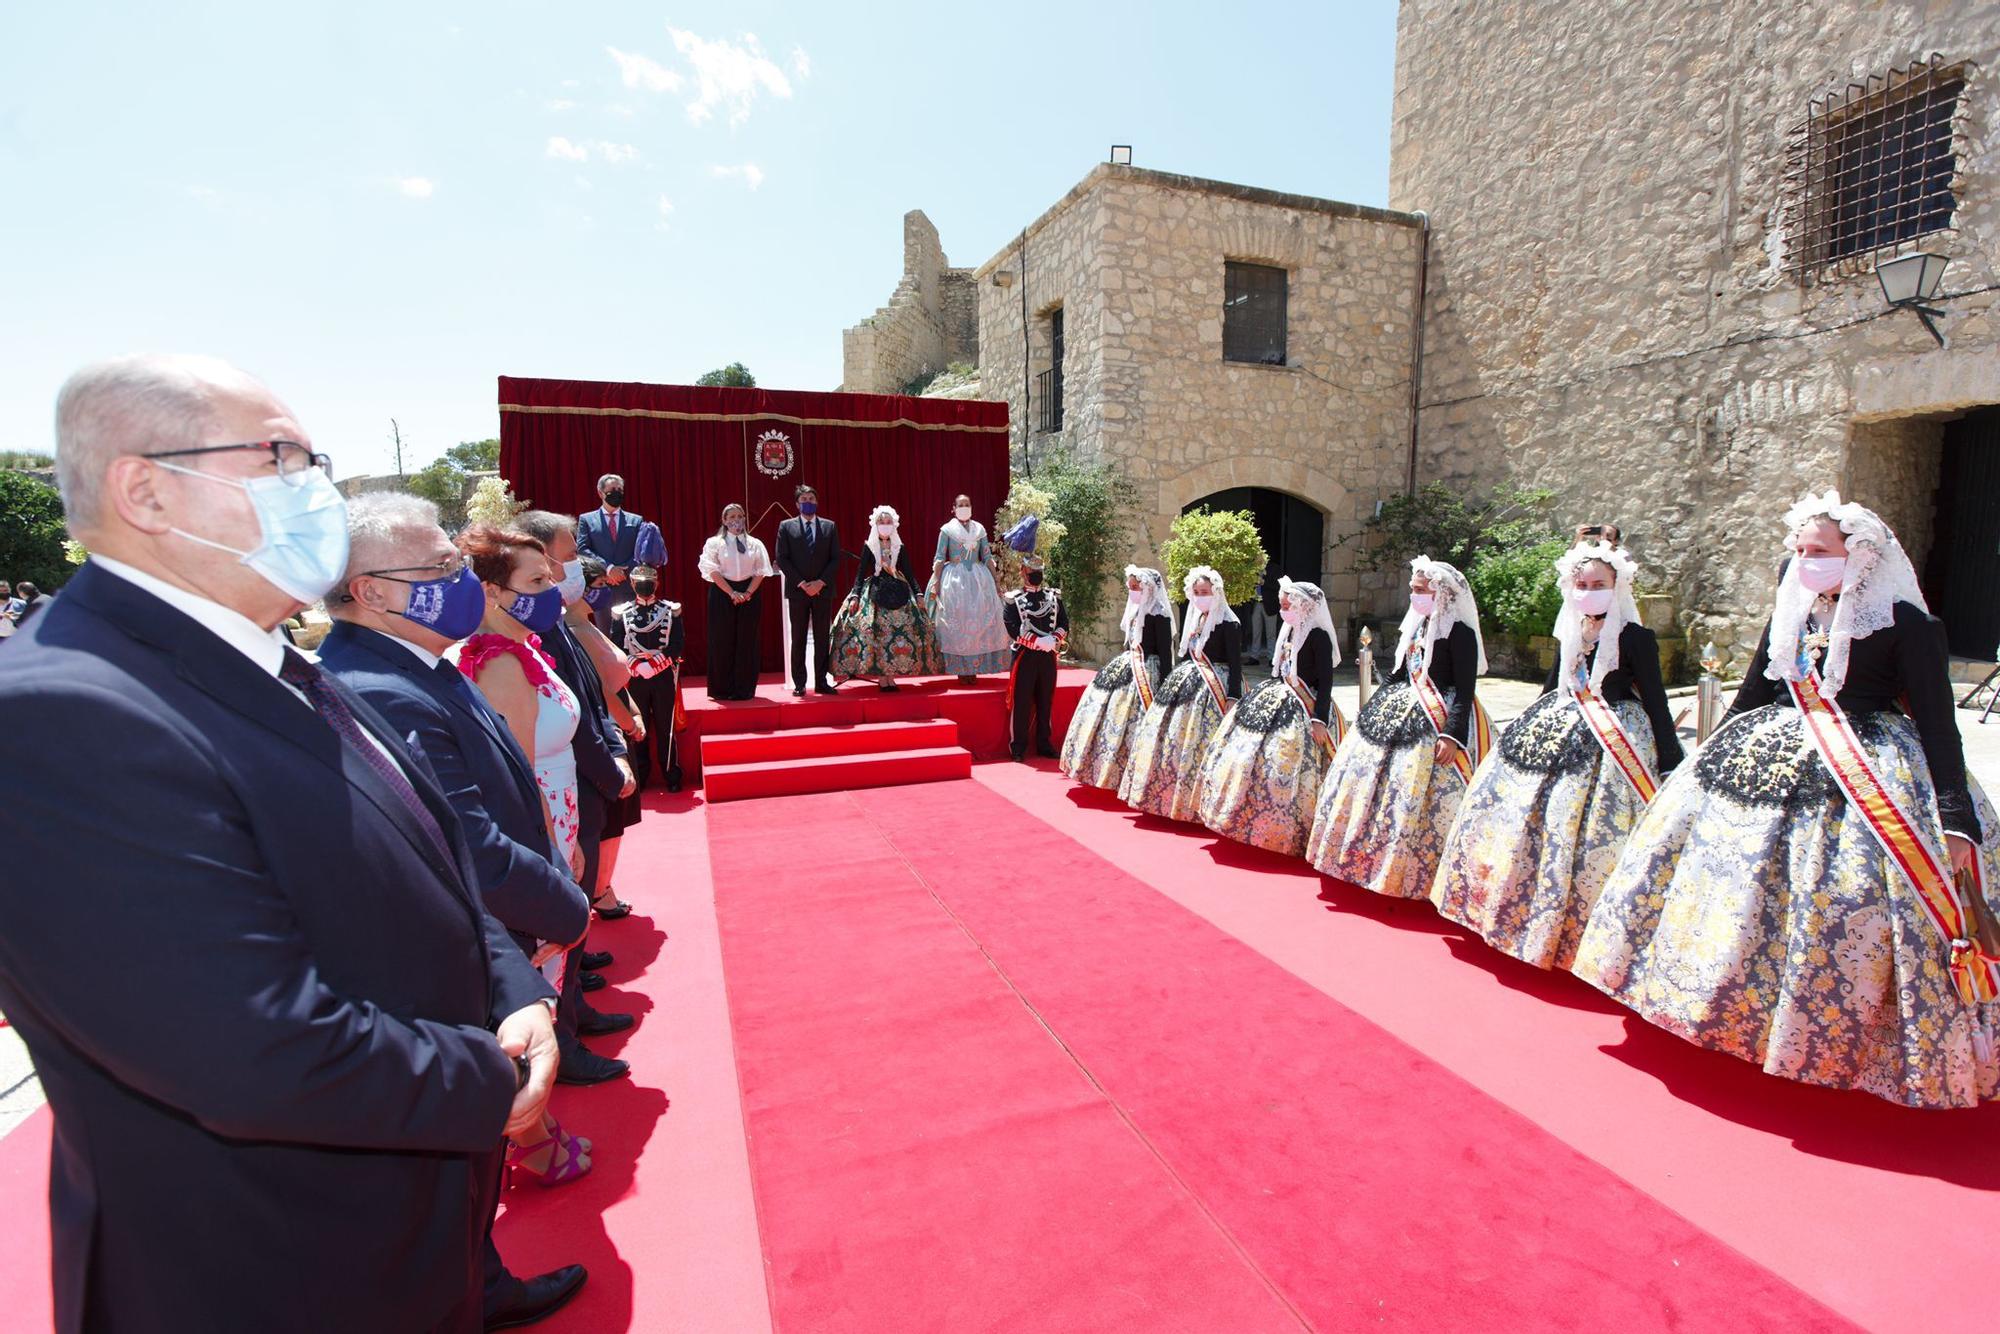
xmin=1033 ymin=634 xmax=1058 ymax=651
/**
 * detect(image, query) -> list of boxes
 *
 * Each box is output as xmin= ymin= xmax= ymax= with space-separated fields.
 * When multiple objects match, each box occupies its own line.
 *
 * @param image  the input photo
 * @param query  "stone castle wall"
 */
xmin=976 ymin=165 xmax=1424 ymax=651
xmin=1391 ymin=0 xmax=2000 ymax=663
xmin=842 ymin=211 xmax=980 ymax=394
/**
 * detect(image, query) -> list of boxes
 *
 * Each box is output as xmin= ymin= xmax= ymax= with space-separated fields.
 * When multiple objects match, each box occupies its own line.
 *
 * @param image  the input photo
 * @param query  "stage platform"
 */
xmin=676 ymin=669 xmax=1095 ymax=781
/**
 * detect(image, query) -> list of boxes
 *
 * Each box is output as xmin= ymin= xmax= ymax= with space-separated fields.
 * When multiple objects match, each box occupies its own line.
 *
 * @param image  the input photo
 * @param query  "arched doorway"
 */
xmin=1181 ymin=487 xmax=1325 ymax=605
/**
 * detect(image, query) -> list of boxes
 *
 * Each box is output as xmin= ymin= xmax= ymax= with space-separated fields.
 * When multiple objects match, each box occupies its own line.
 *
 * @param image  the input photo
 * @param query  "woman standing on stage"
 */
xmin=1060 ymin=566 xmax=1177 ymax=790
xmin=1429 ymin=540 xmax=1678 ymax=966
xmin=831 ymin=504 xmax=942 ymax=691
xmin=1197 ymin=578 xmax=1345 ymax=856
xmin=1119 ymin=566 xmax=1243 ymax=821
xmin=1572 ymin=492 xmax=2000 ymax=1108
xmin=1308 ymin=557 xmax=1488 ymax=897
xmin=698 ymin=502 xmax=772 ymax=701
xmin=929 ymin=494 xmax=1012 ymax=682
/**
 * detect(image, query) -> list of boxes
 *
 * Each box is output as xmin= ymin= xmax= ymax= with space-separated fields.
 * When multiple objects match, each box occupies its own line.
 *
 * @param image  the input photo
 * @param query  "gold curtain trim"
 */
xmin=498 ymin=402 xmax=1009 ymax=434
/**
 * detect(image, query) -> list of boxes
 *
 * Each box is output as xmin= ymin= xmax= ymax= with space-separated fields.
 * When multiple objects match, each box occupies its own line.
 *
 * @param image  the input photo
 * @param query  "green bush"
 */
xmin=1469 ymin=537 xmax=1570 ymax=637
xmin=0 ymin=471 xmax=73 ymax=590
xmin=1349 ymin=481 xmax=1557 ymax=572
xmin=1038 ymin=447 xmax=1135 ymax=638
xmin=1162 ymin=507 xmax=1266 ymax=607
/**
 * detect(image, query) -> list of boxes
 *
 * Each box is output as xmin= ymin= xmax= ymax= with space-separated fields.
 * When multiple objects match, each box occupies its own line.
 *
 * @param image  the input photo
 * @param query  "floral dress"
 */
xmin=930 ymin=521 xmax=1012 ymax=675
xmin=460 ymin=633 xmax=583 ymax=865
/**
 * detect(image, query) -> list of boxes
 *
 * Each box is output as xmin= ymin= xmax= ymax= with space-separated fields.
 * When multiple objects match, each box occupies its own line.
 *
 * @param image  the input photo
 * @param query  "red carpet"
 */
xmin=708 ymin=780 xmax=1847 ymax=1331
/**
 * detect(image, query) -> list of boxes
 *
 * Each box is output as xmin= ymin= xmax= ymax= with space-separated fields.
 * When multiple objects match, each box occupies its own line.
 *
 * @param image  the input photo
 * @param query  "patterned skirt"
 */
xmin=1118 ymin=659 xmax=1230 ymax=822
xmin=932 ymin=562 xmax=1012 ymax=675
xmin=1196 ymin=678 xmax=1344 ymax=858
xmin=1306 ymin=680 xmax=1470 ymax=899
xmin=1060 ymin=652 xmax=1160 ymax=791
xmin=830 ymin=589 xmax=943 ymax=681
xmin=1430 ymin=691 xmax=1659 ymax=968
xmin=1571 ymin=704 xmax=2000 ymax=1109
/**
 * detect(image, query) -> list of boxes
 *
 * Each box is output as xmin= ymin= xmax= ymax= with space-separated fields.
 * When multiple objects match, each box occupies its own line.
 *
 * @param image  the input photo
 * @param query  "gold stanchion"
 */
xmin=1357 ymin=624 xmax=1376 ymax=709
xmin=1696 ymin=640 xmax=1724 ymax=743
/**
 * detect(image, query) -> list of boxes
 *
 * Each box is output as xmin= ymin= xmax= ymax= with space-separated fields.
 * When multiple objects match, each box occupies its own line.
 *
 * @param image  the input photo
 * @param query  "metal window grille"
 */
xmin=1223 ymin=261 xmax=1288 ymax=364
xmin=1782 ymin=54 xmax=1967 ymax=279
xmin=1036 ymin=309 xmax=1064 ymax=433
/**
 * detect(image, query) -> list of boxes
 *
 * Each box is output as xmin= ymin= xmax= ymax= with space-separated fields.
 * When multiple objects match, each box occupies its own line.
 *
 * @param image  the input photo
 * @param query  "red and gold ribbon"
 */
xmin=1573 ymin=686 xmax=1659 ymax=804
xmin=1410 ymin=670 xmax=1491 ymax=785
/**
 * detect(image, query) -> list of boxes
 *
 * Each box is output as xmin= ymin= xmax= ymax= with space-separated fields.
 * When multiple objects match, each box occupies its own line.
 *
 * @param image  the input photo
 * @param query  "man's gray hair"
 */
xmin=596 ymin=474 xmax=623 ymax=493
xmin=512 ymin=509 xmax=576 ymax=547
xmin=54 ymin=354 xmax=262 ymax=533
xmin=330 ymin=492 xmax=443 ymax=615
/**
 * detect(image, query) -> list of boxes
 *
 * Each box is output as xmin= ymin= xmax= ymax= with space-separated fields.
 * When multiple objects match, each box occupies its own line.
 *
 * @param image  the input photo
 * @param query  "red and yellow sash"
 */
xmin=1190 ymin=651 xmax=1230 ymax=714
xmin=1410 ymin=670 xmax=1491 ymax=785
xmin=1789 ymin=670 xmax=2000 ymax=1005
xmin=1573 ymin=687 xmax=1659 ymax=803
xmin=1285 ymin=675 xmax=1345 ymax=760
xmin=1128 ymin=646 xmax=1154 ymax=711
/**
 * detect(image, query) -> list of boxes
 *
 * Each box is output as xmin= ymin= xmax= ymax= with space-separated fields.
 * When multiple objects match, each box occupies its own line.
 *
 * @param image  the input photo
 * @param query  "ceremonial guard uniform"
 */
xmin=1003 ymin=565 xmax=1069 ymax=760
xmin=614 ymin=577 xmax=686 ymax=792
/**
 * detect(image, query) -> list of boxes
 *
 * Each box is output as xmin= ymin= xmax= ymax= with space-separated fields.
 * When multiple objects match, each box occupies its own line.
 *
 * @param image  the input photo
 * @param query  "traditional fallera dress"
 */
xmin=1308 ymin=558 xmax=1491 ymax=898
xmin=1430 ymin=543 xmax=1681 ymax=966
xmin=1197 ymin=579 xmax=1347 ymax=857
xmin=1061 ymin=567 xmax=1176 ymax=791
xmin=1572 ymin=493 xmax=2000 ymax=1109
xmin=1120 ymin=566 xmax=1245 ymax=822
xmin=930 ymin=518 xmax=1012 ymax=675
xmin=831 ymin=509 xmax=943 ymax=681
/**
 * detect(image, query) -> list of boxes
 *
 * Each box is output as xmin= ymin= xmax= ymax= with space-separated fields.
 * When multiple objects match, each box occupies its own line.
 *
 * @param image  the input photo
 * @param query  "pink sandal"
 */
xmin=507 ymin=1124 xmax=592 ymax=1188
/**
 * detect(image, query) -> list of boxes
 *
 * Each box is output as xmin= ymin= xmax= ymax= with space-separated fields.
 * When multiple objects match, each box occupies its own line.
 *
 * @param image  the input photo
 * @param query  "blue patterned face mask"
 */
xmin=505 ymin=586 xmax=565 ymax=633
xmin=158 ymin=462 xmax=350 ymax=603
xmin=392 ymin=565 xmax=485 ymax=641
xmin=583 ymin=584 xmax=611 ymax=609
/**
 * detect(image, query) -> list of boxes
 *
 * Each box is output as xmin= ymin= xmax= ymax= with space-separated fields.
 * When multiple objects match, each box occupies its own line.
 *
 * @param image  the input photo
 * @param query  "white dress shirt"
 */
xmin=698 ymin=533 xmax=773 ymax=583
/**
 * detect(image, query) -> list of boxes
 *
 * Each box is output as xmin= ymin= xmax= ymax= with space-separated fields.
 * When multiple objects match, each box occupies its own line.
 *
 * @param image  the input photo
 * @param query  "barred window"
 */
xmin=1223 ymin=261 xmax=1288 ymax=365
xmin=1783 ymin=54 xmax=1966 ymax=278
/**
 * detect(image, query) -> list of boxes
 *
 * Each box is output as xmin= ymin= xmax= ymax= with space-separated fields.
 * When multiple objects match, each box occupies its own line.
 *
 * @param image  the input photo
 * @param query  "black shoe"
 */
xmin=1036 ymin=746 xmax=1059 ymax=759
xmin=579 ymin=1008 xmax=635 ymax=1036
xmin=580 ymin=950 xmax=613 ymax=971
xmin=579 ymin=971 xmax=606 ymax=993
xmin=665 ymin=774 xmax=682 ymax=793
xmin=792 ymin=685 xmax=805 ymax=697
xmin=1011 ymin=750 xmax=1027 ymax=762
xmin=556 ymin=1045 xmax=630 ymax=1086
xmin=484 ymin=1263 xmax=588 ymax=1331
xmin=878 ymin=680 xmax=899 ymax=693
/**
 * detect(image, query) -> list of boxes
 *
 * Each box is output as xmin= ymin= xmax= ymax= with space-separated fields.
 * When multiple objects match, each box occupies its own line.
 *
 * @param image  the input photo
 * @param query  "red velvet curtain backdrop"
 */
xmin=496 ymin=377 xmax=1011 ymax=677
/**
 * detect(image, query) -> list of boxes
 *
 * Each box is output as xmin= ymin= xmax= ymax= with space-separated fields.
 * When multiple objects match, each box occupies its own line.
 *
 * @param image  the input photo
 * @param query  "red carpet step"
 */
xmin=700 ymin=719 xmax=972 ymax=801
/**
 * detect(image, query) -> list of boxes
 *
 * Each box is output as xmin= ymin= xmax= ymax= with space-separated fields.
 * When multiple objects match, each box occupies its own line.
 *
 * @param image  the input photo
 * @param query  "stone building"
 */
xmin=1391 ymin=2 xmax=2000 ymax=663
xmin=846 ymin=165 xmax=1426 ymax=651
xmin=842 ymin=211 xmax=979 ymax=398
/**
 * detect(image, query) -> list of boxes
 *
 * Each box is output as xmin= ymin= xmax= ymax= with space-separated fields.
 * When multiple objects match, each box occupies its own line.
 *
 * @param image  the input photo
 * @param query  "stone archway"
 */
xmin=1153 ymin=455 xmax=1349 ymax=586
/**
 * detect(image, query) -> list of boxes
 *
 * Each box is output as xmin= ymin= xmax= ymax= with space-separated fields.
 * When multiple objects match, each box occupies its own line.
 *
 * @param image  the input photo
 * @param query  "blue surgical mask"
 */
xmin=394 ymin=565 xmax=486 ymax=641
xmin=158 ymin=463 xmax=350 ymax=603
xmin=798 ymin=501 xmax=818 ymax=516
xmin=505 ymin=586 xmax=565 ymax=633
xmin=555 ymin=557 xmax=587 ymax=605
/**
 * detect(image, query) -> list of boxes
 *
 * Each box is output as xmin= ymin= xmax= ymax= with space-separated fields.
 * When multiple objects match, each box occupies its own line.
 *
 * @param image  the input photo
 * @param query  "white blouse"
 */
xmin=698 ymin=533 xmax=773 ymax=583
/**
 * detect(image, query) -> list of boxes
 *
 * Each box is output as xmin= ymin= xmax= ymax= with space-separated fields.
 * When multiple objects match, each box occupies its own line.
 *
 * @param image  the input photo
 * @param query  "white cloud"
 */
xmin=670 ymin=28 xmax=792 ymax=125
xmin=655 ymin=194 xmax=676 ymax=231
xmin=546 ymin=98 xmax=577 ymax=112
xmin=595 ymin=141 xmax=639 ymax=164
xmin=710 ymin=162 xmax=764 ymax=190
xmin=397 ymin=177 xmax=435 ymax=199
xmin=546 ymin=136 xmax=590 ymax=162
xmin=545 ymin=136 xmax=638 ymax=165
xmin=789 ymin=46 xmax=811 ymax=80
xmin=607 ymin=45 xmax=682 ymax=93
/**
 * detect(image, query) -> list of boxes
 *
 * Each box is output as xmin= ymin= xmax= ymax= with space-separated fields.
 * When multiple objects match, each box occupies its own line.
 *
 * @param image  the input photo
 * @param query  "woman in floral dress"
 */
xmin=1061 ymin=566 xmax=1176 ymax=791
xmin=929 ymin=494 xmax=1012 ymax=681
xmin=1120 ymin=566 xmax=1243 ymax=822
xmin=830 ymin=504 xmax=942 ymax=690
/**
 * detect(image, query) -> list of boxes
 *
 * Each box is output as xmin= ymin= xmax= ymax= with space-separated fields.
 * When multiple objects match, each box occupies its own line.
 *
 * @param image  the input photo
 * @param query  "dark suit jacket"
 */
xmin=545 ymin=617 xmax=627 ymax=799
xmin=0 ymin=563 xmax=550 ymax=1334
xmin=317 ymin=621 xmax=590 ymax=959
xmin=774 ymin=516 xmax=841 ymax=598
xmin=577 ymin=507 xmax=643 ymax=571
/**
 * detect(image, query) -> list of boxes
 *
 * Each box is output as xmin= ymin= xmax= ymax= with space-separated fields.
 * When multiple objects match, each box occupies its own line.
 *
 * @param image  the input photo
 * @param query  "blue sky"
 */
xmin=0 ymin=1 xmax=1399 ymax=481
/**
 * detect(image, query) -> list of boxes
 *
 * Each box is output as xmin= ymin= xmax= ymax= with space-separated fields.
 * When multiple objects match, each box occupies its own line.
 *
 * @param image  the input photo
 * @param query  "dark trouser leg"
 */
xmin=1009 ymin=651 xmax=1034 ymax=756
xmin=557 ymin=785 xmax=608 ymax=1051
xmin=733 ymin=589 xmax=762 ymax=697
xmin=629 ymin=675 xmax=672 ymax=785
xmin=809 ymin=590 xmax=834 ymax=686
xmin=1024 ymin=652 xmax=1057 ymax=752
xmin=477 ymin=1147 xmax=515 ymax=1322
xmin=706 ymin=586 xmax=734 ymax=699
xmin=787 ymin=593 xmax=811 ymax=689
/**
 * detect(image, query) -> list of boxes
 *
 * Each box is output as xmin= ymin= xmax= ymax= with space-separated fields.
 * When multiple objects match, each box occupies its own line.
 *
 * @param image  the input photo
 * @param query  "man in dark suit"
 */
xmin=575 ymin=473 xmax=643 ymax=635
xmin=773 ymin=482 xmax=841 ymax=696
xmin=0 ymin=354 xmax=561 ymax=1333
xmin=12 ymin=579 xmax=53 ymax=628
xmin=513 ymin=510 xmax=637 ymax=1087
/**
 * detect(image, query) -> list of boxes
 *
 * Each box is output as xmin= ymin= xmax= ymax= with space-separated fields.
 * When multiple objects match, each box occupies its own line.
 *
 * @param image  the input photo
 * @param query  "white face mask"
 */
xmin=1795 ymin=555 xmax=1846 ymax=594
xmin=157 ymin=462 xmax=350 ymax=603
xmin=1409 ymin=591 xmax=1436 ymax=616
xmin=1569 ymin=586 xmax=1615 ymax=617
xmin=954 ymin=505 xmax=972 ymax=523
xmin=555 ymin=557 xmax=587 ymax=605
xmin=1127 ymin=588 xmax=1147 ymax=606
xmin=876 ymin=524 xmax=894 ymax=539
xmin=1191 ymin=592 xmax=1216 ymax=612
xmin=1279 ymin=603 xmax=1304 ymax=625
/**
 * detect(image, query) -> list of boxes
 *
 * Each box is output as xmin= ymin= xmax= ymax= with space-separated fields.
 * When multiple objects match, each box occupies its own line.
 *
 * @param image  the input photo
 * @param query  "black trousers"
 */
xmin=628 ymin=671 xmax=681 ymax=785
xmin=1010 ymin=648 xmax=1058 ymax=756
xmin=556 ymin=782 xmax=608 ymax=1052
xmin=706 ymin=583 xmax=761 ymax=699
xmin=786 ymin=587 xmax=836 ymax=689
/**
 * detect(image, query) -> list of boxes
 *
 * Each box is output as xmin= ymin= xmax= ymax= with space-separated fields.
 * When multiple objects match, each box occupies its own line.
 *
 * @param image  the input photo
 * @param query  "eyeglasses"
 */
xmin=365 ymin=555 xmax=468 ymax=582
xmin=144 ymin=439 xmax=333 ymax=485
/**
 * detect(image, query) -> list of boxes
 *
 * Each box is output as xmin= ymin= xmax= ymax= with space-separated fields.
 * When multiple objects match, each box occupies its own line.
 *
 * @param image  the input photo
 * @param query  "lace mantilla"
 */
xmin=1765 ymin=489 xmax=1927 ymax=697
xmin=1272 ymin=578 xmax=1340 ymax=678
xmin=1553 ymin=540 xmax=1640 ymax=698
xmin=1120 ymin=565 xmax=1176 ymax=650
xmin=1391 ymin=555 xmax=1487 ymax=680
xmin=1179 ymin=565 xmax=1239 ymax=658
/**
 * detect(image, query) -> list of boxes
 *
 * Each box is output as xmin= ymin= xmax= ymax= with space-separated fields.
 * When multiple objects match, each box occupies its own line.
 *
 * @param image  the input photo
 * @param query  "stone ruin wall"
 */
xmin=1390 ymin=0 xmax=2000 ymax=665
xmin=842 ymin=210 xmax=979 ymax=395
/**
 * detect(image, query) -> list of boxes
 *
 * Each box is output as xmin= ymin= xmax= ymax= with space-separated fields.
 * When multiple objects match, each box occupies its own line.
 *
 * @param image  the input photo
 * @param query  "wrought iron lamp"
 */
xmin=1875 ymin=252 xmax=1951 ymax=347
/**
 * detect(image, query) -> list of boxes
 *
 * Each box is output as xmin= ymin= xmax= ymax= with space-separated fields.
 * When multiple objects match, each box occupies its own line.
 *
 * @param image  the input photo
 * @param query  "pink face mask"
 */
xmin=1568 ymin=587 xmax=1615 ymax=617
xmin=1795 ymin=556 xmax=1846 ymax=594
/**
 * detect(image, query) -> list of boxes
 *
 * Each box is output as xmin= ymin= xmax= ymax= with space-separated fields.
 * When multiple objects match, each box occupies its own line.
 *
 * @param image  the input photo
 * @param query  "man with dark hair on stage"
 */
xmin=1003 ymin=557 xmax=1068 ymax=761
xmin=774 ymin=482 xmax=842 ymax=697
xmin=577 ymin=472 xmax=644 ymax=635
